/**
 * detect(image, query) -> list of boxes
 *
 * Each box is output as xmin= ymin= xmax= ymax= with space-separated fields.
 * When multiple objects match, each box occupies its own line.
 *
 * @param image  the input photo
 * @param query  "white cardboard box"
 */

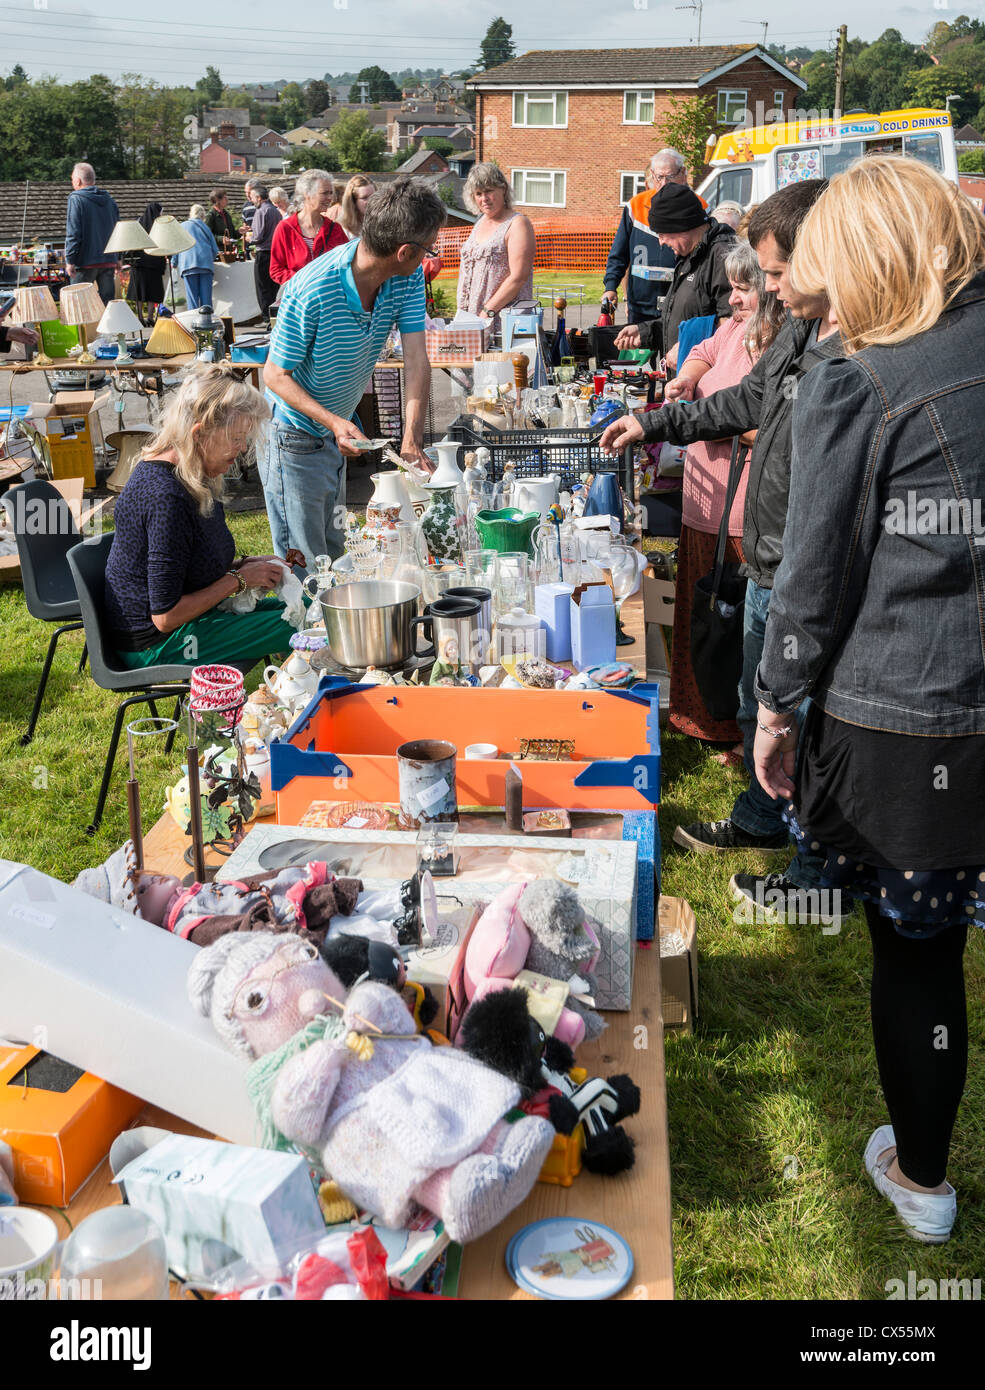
xmin=0 ymin=859 xmax=254 ymax=1144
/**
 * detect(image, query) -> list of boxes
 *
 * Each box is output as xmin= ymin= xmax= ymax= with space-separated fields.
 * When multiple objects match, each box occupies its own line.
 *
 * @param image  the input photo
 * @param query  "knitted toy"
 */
xmin=459 ymin=989 xmax=640 ymax=1176
xmin=463 ymin=880 xmax=606 ymax=1048
xmin=320 ymin=933 xmax=440 ymax=1032
xmin=188 ymin=932 xmax=554 ymax=1243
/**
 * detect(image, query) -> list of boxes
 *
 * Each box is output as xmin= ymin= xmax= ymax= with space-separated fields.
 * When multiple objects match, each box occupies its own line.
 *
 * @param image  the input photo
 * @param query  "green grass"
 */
xmin=435 ymin=270 xmax=608 ymax=317
xmin=1 ymin=515 xmax=982 ymax=1299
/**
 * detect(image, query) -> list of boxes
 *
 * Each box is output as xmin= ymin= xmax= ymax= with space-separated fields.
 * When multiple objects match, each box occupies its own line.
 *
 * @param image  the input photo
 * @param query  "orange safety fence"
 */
xmin=434 ymin=218 xmax=617 ymax=276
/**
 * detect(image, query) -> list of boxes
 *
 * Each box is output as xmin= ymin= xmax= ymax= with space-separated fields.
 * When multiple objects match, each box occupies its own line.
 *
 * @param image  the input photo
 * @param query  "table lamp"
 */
xmin=58 ymin=282 xmax=106 ymax=365
xmin=11 ymin=286 xmax=59 ymax=366
xmin=97 ymin=298 xmax=142 ymax=366
xmin=103 ymin=220 xmax=154 ymax=255
xmin=147 ymin=216 xmax=195 ymax=308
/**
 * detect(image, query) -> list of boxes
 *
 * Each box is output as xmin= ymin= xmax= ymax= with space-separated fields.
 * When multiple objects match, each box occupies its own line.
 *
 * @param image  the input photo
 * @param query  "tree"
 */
xmin=477 ymin=17 xmax=515 ymax=72
xmin=436 ymin=179 xmax=457 ymax=207
xmin=278 ymin=82 xmax=307 ymax=132
xmin=196 ymin=66 xmax=223 ymax=107
xmin=348 ymin=66 xmax=400 ymax=104
xmin=3 ymin=63 xmax=28 ymax=90
xmin=325 ymin=109 xmax=388 ymax=171
xmin=854 ymin=29 xmax=929 ymax=114
xmin=305 ymin=79 xmax=330 ymax=116
xmin=652 ymin=93 xmax=718 ymax=182
xmin=422 ymin=137 xmax=456 ymax=158
xmin=958 ymin=148 xmax=985 ymax=172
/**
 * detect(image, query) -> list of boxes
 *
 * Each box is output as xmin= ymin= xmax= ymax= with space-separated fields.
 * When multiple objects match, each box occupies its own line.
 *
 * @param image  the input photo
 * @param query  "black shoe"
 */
xmin=673 ymin=819 xmax=789 ymax=854
xmin=730 ymin=872 xmax=846 ymax=930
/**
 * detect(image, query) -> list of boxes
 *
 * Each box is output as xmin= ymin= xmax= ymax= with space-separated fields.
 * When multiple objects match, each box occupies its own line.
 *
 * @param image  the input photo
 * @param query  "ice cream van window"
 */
xmin=821 ymin=140 xmax=864 ymax=178
xmin=904 ymin=132 xmax=943 ymax=170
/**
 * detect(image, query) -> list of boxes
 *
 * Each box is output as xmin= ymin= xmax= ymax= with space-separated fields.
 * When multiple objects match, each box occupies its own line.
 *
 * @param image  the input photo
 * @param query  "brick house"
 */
xmin=199 ymin=129 xmax=289 ymax=175
xmin=467 ymin=45 xmax=805 ymax=219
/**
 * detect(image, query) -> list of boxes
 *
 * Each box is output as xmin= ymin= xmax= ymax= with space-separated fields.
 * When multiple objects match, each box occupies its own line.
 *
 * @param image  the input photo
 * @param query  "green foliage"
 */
xmin=3 ymin=63 xmax=28 ymax=90
xmin=422 ymin=137 xmax=455 ymax=158
xmin=323 ymin=109 xmax=388 ymax=173
xmin=0 ymin=75 xmax=128 ymax=181
xmin=958 ymin=149 xmax=985 ymax=172
xmin=652 ymin=92 xmax=719 ymax=181
xmin=278 ymin=82 xmax=307 ymax=134
xmin=195 ymin=66 xmax=223 ymax=108
xmin=348 ymin=66 xmax=400 ymax=104
xmin=305 ymin=79 xmax=330 ymax=116
xmin=477 ymin=17 xmax=515 ymax=72
xmin=436 ymin=179 xmax=457 ymax=207
xmin=116 ymin=73 xmax=194 ymax=179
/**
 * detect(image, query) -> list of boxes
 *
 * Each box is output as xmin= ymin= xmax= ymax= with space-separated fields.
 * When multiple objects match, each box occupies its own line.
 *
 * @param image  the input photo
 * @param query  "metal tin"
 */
xmin=395 ymin=738 xmax=458 ymax=829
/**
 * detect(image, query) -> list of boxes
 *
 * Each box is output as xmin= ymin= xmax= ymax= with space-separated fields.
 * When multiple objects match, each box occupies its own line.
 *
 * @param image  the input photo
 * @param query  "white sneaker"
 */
xmin=864 ymin=1125 xmax=956 ymax=1244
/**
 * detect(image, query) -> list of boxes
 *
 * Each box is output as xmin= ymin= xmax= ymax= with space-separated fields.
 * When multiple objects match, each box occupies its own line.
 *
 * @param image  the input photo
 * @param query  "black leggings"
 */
xmin=865 ymin=903 xmax=968 ymax=1188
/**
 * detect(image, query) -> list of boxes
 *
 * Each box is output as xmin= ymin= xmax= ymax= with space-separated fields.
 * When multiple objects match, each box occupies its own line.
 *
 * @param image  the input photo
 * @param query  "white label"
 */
xmin=416 ymin=777 xmax=450 ymax=811
xmin=6 ymin=904 xmax=55 ymax=929
xmin=344 ymin=815 xmax=369 ymax=828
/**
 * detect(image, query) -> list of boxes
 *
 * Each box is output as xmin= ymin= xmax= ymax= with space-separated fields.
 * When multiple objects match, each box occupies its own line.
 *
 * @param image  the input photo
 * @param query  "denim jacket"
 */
xmin=756 ymin=272 xmax=985 ymax=736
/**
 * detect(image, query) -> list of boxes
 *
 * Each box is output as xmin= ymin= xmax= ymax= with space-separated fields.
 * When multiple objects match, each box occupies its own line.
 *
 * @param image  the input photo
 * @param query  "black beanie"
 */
xmin=648 ymin=183 xmax=708 ymax=233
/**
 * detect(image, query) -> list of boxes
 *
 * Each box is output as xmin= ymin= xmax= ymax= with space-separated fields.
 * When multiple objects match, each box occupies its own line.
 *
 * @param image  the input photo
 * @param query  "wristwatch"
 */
xmin=226 ymin=569 xmax=246 ymax=595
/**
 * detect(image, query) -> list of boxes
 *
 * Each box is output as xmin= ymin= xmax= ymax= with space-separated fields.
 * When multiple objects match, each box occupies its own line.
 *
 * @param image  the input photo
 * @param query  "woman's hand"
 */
xmin=664 ymin=342 xmax=679 ymax=372
xmin=614 ymin=324 xmax=641 ymax=350
xmin=238 ymin=559 xmax=284 ymax=590
xmin=753 ymin=704 xmax=799 ymax=802
xmin=664 ymin=376 xmax=696 ymax=402
xmin=600 ymin=413 xmax=644 ymax=457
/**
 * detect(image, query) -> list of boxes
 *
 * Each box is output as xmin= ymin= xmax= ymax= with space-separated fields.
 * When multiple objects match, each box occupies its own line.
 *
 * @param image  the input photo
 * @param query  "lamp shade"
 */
xmin=11 ymin=286 xmax=59 ymax=324
xmin=148 ymin=215 xmax=195 ymax=255
xmin=104 ymin=220 xmax=155 ymax=254
xmin=59 ymin=282 xmax=108 ymax=327
xmin=98 ymin=299 xmax=142 ymax=335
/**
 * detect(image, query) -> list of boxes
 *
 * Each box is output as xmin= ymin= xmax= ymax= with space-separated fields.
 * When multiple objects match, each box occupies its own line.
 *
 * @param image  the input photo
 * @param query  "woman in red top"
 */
xmin=269 ymin=169 xmax=346 ymax=285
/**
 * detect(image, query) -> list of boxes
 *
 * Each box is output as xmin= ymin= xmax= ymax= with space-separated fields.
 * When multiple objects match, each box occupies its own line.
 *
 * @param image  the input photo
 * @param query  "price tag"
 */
xmin=416 ymin=777 xmax=450 ymax=811
xmin=344 ymin=815 xmax=369 ymax=828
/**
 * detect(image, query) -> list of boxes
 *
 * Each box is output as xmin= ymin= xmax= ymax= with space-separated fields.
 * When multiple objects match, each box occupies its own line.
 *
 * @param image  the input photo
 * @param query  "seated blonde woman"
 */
xmin=104 ymin=365 xmax=301 ymax=669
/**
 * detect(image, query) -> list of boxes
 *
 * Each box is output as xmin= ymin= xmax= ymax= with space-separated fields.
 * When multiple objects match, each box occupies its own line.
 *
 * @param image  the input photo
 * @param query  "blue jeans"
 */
xmin=182 ymin=271 xmax=213 ymax=309
xmin=730 ymin=580 xmax=825 ymax=890
xmin=258 ymin=415 xmax=347 ymax=567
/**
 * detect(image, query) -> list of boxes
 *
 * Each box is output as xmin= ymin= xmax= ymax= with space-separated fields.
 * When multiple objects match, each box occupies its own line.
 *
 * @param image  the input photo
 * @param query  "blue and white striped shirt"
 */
xmin=265 ymin=238 xmax=426 ymax=437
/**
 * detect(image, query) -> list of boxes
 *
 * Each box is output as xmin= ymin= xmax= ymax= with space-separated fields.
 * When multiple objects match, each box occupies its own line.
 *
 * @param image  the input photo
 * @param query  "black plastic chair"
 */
xmin=2 ymin=480 xmax=86 ymax=746
xmin=66 ymin=532 xmax=196 ymax=835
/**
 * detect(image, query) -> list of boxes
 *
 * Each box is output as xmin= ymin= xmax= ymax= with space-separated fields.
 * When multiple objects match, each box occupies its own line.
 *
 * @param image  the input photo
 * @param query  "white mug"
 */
xmin=465 ymin=743 xmax=499 ymax=760
xmin=0 ymin=1207 xmax=59 ymax=1300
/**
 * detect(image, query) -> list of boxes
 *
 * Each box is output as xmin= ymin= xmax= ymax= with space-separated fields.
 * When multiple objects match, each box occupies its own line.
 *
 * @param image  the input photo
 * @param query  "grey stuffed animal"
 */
xmin=520 ymin=880 xmax=606 ymax=1041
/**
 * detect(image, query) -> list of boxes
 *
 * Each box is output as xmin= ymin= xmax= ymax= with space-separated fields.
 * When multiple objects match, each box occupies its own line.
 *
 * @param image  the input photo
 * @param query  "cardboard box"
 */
xmin=111 ymin=1131 xmax=325 ymax=1282
xmin=658 ymin=895 xmax=698 ymax=1033
xmin=404 ymin=904 xmax=481 ymax=1038
xmin=0 ymin=1045 xmax=142 ymax=1205
xmin=0 ymin=858 xmax=255 ymax=1145
xmin=221 ymin=825 xmax=639 ymax=1011
xmin=569 ymin=583 xmax=617 ymax=671
xmin=424 ymin=325 xmax=489 ymax=361
xmin=0 ymin=477 xmax=107 ymax=585
xmin=534 ymin=582 xmax=574 ymax=662
xmin=28 ymin=391 xmax=108 ymax=488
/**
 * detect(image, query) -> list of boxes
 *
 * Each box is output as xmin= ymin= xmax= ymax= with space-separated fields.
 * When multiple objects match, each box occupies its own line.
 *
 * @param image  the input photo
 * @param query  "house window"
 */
xmin=511 ymin=168 xmax=566 ymax=207
xmin=716 ymin=89 xmax=749 ymax=124
xmin=623 ymin=90 xmax=655 ymax=124
xmin=620 ymin=171 xmax=647 ymax=203
xmin=512 ymin=90 xmax=567 ymax=128
xmin=773 ymin=90 xmax=786 ymax=114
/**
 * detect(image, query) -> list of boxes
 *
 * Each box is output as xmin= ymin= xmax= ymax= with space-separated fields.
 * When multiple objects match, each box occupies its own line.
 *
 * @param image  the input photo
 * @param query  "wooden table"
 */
xmin=32 ymin=578 xmax=674 ymax=1300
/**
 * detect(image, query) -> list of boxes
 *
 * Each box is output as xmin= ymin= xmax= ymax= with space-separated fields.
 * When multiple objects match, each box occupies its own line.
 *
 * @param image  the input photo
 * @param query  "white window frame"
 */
xmin=620 ymin=171 xmax=647 ymax=204
xmin=511 ymin=168 xmax=567 ymax=208
xmin=512 ymin=90 xmax=568 ymax=129
xmin=773 ymin=90 xmax=786 ymax=114
xmin=716 ymin=88 xmax=749 ymax=123
xmin=623 ymin=89 xmax=655 ymax=124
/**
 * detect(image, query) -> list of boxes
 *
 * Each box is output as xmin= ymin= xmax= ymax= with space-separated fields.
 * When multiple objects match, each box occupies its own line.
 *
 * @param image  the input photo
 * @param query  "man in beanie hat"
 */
xmin=615 ymin=182 xmax=736 ymax=363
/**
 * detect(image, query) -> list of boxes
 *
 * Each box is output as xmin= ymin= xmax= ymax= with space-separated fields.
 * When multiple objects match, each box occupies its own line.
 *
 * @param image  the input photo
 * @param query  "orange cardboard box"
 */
xmin=0 ymin=1045 xmax=143 ymax=1206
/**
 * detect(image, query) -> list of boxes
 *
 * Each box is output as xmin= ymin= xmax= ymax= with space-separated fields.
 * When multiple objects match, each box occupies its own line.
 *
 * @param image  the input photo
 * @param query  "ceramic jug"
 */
xmin=513 ymin=474 xmax=560 ymax=517
xmin=367 ymin=470 xmax=416 ymax=526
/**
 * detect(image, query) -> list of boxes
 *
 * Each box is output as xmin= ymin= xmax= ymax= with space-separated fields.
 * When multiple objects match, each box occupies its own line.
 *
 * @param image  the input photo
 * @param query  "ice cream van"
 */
xmin=695 ymin=108 xmax=959 ymax=211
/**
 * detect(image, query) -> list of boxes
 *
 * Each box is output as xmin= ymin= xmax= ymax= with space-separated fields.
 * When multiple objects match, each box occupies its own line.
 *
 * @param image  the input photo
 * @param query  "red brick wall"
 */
xmin=477 ymin=59 xmax=801 ymax=220
xmin=200 ymin=144 xmax=232 ymax=174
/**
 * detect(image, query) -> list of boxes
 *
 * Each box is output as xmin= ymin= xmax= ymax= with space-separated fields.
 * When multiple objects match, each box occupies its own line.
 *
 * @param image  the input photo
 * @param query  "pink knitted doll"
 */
xmin=188 ymin=932 xmax=554 ymax=1244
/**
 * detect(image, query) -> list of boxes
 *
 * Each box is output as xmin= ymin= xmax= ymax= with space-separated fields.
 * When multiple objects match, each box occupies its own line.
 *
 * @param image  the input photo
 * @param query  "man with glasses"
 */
xmin=262 ymin=179 xmax=442 ymax=566
xmin=602 ymin=149 xmax=689 ymax=327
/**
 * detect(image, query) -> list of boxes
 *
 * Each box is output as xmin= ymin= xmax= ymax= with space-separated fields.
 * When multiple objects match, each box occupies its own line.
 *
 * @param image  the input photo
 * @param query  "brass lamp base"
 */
xmin=76 ymin=325 xmax=96 ymax=365
xmin=32 ymin=321 xmax=53 ymax=366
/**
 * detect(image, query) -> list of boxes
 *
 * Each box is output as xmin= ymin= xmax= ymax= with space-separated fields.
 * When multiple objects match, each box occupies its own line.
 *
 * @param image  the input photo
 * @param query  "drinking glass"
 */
xmin=494 ymin=551 xmax=530 ymax=616
xmin=422 ymin=564 xmax=467 ymax=606
xmin=465 ymin=548 xmax=498 ymax=589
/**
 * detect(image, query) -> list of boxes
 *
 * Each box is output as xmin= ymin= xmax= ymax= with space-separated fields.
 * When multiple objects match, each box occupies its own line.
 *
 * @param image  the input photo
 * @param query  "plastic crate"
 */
xmin=448 ymin=414 xmax=635 ymax=498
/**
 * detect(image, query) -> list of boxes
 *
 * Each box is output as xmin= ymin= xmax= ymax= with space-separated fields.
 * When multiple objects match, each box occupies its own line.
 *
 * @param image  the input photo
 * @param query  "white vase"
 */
xmin=368 ymin=470 xmax=416 ymax=525
xmin=427 ymin=439 xmax=466 ymax=490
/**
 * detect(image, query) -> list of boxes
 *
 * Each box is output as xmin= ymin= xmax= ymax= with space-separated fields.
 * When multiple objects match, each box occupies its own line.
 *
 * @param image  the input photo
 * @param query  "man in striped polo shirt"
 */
xmin=261 ymin=179 xmax=442 ymax=565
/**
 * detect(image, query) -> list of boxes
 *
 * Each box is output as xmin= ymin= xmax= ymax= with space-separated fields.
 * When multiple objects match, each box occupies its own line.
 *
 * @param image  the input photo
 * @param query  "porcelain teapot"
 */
xmin=263 ymin=651 xmax=319 ymax=709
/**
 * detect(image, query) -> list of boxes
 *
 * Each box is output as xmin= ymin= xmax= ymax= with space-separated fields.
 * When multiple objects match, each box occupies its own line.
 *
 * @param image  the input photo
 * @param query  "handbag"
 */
xmin=690 ymin=438 xmax=748 ymax=722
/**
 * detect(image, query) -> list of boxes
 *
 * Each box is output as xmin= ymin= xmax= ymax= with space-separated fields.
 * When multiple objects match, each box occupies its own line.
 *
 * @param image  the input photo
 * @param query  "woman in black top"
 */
xmin=129 ymin=202 xmax=165 ymax=326
xmin=105 ymin=364 xmax=299 ymax=669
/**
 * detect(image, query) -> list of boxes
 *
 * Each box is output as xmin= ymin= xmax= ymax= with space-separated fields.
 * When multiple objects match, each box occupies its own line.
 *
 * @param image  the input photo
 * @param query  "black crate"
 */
xmin=447 ymin=414 xmax=635 ymax=499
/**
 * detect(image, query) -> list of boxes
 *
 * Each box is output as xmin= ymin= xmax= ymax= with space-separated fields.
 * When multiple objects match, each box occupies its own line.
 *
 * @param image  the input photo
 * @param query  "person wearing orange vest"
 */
xmin=603 ymin=149 xmax=689 ymax=325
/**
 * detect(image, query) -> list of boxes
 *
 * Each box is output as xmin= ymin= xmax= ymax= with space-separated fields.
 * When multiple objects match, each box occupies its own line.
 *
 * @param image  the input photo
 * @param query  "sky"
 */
xmin=1 ymin=0 xmax=982 ymax=87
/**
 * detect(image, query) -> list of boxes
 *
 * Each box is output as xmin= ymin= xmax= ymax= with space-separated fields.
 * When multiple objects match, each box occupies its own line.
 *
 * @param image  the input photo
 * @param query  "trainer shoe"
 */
xmin=729 ymin=871 xmax=846 ymax=930
xmin=864 ymin=1125 xmax=956 ymax=1244
xmin=673 ymin=819 xmax=789 ymax=854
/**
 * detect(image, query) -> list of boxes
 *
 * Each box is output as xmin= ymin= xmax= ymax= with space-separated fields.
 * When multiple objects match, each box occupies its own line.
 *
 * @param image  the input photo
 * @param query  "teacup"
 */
xmin=0 ymin=1207 xmax=58 ymax=1300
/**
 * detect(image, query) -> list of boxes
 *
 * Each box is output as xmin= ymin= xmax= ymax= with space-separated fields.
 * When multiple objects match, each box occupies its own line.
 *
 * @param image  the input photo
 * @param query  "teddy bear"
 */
xmin=459 ymin=989 xmax=640 ymax=1175
xmin=187 ymin=932 xmax=554 ymax=1244
xmin=462 ymin=880 xmax=606 ymax=1049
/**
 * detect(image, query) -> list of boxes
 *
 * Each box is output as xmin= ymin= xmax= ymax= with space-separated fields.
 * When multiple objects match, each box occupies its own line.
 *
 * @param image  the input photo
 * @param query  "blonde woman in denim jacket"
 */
xmin=754 ymin=157 xmax=985 ymax=1245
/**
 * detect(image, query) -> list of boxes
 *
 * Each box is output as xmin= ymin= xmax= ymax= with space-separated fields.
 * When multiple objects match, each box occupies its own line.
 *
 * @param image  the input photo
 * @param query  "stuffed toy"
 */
xmin=459 ymin=990 xmax=640 ymax=1175
xmin=72 ymin=841 xmax=362 ymax=949
xmin=188 ymin=932 xmax=554 ymax=1243
xmin=320 ymin=934 xmax=440 ymax=1032
xmin=463 ymin=880 xmax=606 ymax=1048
